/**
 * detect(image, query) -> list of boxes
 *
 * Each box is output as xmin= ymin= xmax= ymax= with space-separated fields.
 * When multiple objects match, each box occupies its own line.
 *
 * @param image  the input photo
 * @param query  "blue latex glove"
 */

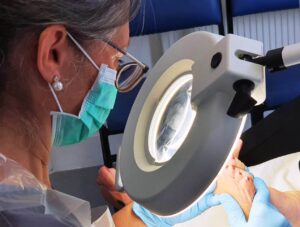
xmin=215 ymin=177 xmax=291 ymax=227
xmin=132 ymin=184 xmax=219 ymax=227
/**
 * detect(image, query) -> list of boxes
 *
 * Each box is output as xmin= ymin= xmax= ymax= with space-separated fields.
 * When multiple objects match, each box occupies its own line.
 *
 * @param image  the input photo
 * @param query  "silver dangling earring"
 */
xmin=52 ymin=76 xmax=64 ymax=91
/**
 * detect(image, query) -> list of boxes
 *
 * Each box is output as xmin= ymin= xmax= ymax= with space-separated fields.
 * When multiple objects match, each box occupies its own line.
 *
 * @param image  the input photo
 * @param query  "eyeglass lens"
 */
xmin=116 ymin=63 xmax=144 ymax=92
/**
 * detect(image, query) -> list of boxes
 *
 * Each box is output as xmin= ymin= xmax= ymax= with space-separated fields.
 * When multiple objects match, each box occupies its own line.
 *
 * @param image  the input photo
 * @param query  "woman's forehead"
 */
xmin=112 ymin=23 xmax=130 ymax=49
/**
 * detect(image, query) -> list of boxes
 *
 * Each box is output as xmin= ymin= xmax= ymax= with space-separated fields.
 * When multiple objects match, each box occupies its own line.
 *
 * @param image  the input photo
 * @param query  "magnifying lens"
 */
xmin=117 ymin=31 xmax=266 ymax=216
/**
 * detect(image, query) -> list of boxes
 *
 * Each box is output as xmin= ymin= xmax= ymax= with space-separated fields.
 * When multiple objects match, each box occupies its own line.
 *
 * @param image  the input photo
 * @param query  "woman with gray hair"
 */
xmin=2 ymin=1 xmax=289 ymax=227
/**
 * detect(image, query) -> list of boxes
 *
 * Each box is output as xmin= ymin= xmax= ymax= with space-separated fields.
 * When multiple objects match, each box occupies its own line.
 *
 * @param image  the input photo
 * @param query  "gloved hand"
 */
xmin=215 ymin=177 xmax=291 ymax=227
xmin=132 ymin=183 xmax=219 ymax=227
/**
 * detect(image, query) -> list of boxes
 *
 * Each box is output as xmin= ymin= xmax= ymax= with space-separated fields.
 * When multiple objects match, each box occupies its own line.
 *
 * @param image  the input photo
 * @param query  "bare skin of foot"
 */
xmin=214 ymin=160 xmax=256 ymax=220
xmin=226 ymin=161 xmax=300 ymax=226
xmin=212 ymin=140 xmax=255 ymax=219
xmin=230 ymin=140 xmax=300 ymax=226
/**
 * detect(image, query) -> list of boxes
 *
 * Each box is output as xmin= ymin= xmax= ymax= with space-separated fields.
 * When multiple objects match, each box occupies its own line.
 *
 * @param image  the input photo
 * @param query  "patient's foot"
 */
xmin=270 ymin=188 xmax=300 ymax=226
xmin=97 ymin=166 xmax=133 ymax=210
xmin=214 ymin=162 xmax=256 ymax=219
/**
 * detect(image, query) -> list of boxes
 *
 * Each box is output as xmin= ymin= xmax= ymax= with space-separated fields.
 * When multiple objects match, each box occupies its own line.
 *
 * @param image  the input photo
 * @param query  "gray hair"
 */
xmin=0 ymin=0 xmax=140 ymax=66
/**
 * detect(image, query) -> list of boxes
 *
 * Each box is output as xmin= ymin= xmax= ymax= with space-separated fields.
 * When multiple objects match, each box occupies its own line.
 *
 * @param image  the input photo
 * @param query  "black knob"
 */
xmin=227 ymin=80 xmax=257 ymax=118
xmin=211 ymin=52 xmax=222 ymax=69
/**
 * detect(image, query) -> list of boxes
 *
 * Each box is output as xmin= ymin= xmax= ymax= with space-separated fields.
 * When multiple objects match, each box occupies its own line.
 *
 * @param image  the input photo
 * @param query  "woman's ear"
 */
xmin=36 ymin=25 xmax=69 ymax=83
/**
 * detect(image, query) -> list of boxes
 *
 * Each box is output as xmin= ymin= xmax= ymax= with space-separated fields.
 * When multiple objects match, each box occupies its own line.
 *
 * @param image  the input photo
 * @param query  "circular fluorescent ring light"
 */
xmin=148 ymin=74 xmax=196 ymax=164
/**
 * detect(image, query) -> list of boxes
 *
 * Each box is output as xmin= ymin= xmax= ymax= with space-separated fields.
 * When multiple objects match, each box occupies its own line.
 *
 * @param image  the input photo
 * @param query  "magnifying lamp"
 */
xmin=116 ymin=31 xmax=300 ymax=216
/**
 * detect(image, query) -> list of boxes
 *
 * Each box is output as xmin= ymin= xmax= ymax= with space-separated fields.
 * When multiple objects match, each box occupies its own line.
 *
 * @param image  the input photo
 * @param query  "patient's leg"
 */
xmin=214 ymin=161 xmax=255 ymax=219
xmin=228 ymin=156 xmax=300 ymax=226
xmin=269 ymin=188 xmax=300 ymax=226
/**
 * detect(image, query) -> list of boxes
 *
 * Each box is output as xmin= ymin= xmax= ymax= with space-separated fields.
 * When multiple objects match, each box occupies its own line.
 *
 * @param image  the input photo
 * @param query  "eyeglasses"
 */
xmin=67 ymin=31 xmax=149 ymax=93
xmin=103 ymin=39 xmax=149 ymax=93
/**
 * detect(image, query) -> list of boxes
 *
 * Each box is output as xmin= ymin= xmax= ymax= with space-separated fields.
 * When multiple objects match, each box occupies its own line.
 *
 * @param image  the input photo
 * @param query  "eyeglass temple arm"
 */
xmin=104 ymin=39 xmax=149 ymax=72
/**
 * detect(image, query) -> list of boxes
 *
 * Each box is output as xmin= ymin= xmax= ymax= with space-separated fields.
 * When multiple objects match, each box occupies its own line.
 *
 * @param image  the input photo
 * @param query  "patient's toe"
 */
xmin=228 ymin=157 xmax=246 ymax=171
xmin=224 ymin=164 xmax=236 ymax=177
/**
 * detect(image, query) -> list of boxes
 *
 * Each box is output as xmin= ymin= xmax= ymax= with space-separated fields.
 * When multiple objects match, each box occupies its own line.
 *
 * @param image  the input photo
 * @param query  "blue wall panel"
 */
xmin=130 ymin=0 xmax=222 ymax=36
xmin=231 ymin=0 xmax=299 ymax=17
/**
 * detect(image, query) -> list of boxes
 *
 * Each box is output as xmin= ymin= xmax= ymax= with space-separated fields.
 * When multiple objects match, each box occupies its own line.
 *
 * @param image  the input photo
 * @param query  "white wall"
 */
xmin=233 ymin=9 xmax=300 ymax=52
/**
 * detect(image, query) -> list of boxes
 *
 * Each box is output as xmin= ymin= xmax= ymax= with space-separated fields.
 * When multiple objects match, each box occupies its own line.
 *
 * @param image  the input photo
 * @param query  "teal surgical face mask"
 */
xmin=49 ymin=33 xmax=118 ymax=147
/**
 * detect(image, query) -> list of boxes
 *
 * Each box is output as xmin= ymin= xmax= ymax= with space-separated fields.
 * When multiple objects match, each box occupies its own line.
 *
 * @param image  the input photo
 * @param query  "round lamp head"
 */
xmin=119 ymin=31 xmax=263 ymax=216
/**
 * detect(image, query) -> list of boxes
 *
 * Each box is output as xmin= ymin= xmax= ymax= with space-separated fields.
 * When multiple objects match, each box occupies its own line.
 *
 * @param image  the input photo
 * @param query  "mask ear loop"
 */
xmin=66 ymin=32 xmax=100 ymax=71
xmin=49 ymin=83 xmax=64 ymax=113
xmin=49 ymin=31 xmax=98 ymax=114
